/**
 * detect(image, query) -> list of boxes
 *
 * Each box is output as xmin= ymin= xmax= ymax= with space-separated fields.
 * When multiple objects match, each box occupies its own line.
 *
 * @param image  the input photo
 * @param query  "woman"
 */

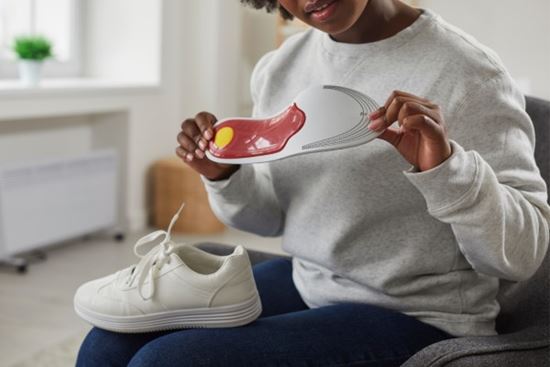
xmin=77 ymin=0 xmax=550 ymax=365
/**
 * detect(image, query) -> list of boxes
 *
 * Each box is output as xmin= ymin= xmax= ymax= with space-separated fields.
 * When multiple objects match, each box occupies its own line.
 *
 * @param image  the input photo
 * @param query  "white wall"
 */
xmin=239 ymin=7 xmax=277 ymax=114
xmin=417 ymin=0 xmax=550 ymax=100
xmin=83 ymin=0 xmax=162 ymax=83
xmin=195 ymin=1 xmax=243 ymax=118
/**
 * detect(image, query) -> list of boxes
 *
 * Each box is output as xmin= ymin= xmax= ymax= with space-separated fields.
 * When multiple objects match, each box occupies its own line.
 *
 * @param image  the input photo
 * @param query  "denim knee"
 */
xmin=127 ymin=330 xmax=232 ymax=367
xmin=76 ymin=328 xmax=149 ymax=367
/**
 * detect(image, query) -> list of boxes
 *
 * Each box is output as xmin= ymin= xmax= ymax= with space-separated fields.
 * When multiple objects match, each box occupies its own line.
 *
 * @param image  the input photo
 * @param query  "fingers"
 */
xmin=396 ymin=101 xmax=440 ymax=128
xmin=194 ymin=111 xmax=216 ymax=140
xmin=383 ymin=90 xmax=431 ymax=109
xmin=370 ymin=91 xmax=451 ymax=171
xmin=377 ymin=127 xmax=402 ymax=147
xmin=400 ymin=114 xmax=444 ymax=140
xmin=177 ymin=112 xmax=218 ymax=162
xmin=376 ymin=114 xmax=445 ymax=149
xmin=175 ymin=111 xmax=242 ymax=181
xmin=177 ymin=132 xmax=202 ymax=161
xmin=368 ymin=91 xmax=442 ymax=133
xmin=368 ymin=90 xmax=447 ymax=148
xmin=175 ymin=146 xmax=192 ymax=162
xmin=178 ymin=120 xmax=202 ymax=161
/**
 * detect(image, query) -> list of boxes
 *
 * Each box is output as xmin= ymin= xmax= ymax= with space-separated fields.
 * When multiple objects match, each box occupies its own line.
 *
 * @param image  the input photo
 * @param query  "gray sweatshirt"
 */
xmin=202 ymin=10 xmax=550 ymax=337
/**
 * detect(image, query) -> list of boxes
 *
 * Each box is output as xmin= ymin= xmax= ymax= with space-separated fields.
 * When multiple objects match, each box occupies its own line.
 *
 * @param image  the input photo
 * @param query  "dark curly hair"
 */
xmin=240 ymin=0 xmax=294 ymax=20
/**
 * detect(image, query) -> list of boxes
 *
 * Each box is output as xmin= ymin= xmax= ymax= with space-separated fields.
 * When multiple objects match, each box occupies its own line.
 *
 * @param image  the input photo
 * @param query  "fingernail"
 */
xmin=195 ymin=149 xmax=205 ymax=159
xmin=204 ymin=129 xmax=213 ymax=140
xmin=198 ymin=140 xmax=206 ymax=150
xmin=186 ymin=153 xmax=193 ymax=161
xmin=368 ymin=117 xmax=384 ymax=131
xmin=369 ymin=108 xmax=384 ymax=119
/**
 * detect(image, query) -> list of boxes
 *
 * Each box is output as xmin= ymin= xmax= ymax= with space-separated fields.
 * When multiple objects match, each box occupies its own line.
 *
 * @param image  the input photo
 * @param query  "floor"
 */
xmin=0 ymin=228 xmax=283 ymax=367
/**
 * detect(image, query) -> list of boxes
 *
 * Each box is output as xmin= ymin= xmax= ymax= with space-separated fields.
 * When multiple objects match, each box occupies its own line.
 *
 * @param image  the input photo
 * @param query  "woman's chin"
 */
xmin=302 ymin=3 xmax=364 ymax=40
xmin=318 ymin=23 xmax=355 ymax=39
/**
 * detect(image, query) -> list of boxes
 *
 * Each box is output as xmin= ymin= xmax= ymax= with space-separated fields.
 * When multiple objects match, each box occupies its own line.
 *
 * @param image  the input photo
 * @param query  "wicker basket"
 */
xmin=152 ymin=157 xmax=225 ymax=233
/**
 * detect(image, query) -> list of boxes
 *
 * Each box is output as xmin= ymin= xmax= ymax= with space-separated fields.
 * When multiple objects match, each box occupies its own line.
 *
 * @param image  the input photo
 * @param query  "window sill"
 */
xmin=0 ymin=78 xmax=161 ymax=99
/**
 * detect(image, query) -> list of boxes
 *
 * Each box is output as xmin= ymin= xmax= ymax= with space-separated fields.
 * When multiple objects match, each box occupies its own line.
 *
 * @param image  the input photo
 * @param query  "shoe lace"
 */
xmin=126 ymin=203 xmax=185 ymax=300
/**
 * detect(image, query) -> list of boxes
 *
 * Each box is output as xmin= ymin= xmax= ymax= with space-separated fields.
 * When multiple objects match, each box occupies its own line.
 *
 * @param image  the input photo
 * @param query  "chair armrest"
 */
xmin=196 ymin=242 xmax=290 ymax=265
xmin=401 ymin=326 xmax=549 ymax=367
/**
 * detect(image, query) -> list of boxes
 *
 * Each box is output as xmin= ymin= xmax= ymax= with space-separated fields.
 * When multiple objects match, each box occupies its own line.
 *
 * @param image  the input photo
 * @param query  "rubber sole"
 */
xmin=74 ymin=294 xmax=263 ymax=333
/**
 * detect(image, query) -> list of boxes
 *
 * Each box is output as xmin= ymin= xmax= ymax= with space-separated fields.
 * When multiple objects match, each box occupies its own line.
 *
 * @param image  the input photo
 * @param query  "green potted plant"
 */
xmin=12 ymin=35 xmax=53 ymax=86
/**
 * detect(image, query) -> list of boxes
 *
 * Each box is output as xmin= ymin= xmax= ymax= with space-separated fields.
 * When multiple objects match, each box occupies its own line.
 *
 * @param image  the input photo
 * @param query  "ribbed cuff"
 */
xmin=403 ymin=140 xmax=480 ymax=215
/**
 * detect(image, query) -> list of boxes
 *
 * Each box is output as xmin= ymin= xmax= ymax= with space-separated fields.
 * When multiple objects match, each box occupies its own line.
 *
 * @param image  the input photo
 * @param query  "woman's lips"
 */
xmin=307 ymin=0 xmax=339 ymax=22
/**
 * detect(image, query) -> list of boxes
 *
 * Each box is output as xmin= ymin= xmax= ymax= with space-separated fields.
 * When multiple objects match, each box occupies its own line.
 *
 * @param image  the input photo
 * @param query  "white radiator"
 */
xmin=0 ymin=150 xmax=118 ymax=257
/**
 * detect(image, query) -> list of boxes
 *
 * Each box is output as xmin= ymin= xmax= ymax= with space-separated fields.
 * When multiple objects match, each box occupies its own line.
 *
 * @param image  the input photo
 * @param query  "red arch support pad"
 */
xmin=209 ymin=104 xmax=306 ymax=159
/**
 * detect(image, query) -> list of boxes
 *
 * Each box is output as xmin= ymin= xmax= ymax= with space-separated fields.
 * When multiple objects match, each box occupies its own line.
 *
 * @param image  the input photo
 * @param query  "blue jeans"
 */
xmin=77 ymin=258 xmax=453 ymax=366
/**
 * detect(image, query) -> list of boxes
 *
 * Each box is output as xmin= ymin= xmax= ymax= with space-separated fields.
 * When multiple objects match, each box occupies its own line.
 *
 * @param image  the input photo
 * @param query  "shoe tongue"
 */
xmin=114 ymin=265 xmax=136 ymax=286
xmin=121 ymin=265 xmax=135 ymax=277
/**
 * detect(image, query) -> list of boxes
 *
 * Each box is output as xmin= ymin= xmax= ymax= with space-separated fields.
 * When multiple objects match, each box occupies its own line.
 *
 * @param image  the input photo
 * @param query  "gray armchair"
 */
xmin=198 ymin=96 xmax=550 ymax=366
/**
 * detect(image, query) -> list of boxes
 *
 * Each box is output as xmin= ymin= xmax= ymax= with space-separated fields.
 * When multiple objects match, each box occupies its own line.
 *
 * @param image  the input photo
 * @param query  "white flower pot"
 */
xmin=18 ymin=60 xmax=43 ymax=87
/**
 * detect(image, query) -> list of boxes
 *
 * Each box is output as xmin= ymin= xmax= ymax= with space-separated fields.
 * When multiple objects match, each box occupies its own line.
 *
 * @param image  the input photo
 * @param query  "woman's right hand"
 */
xmin=176 ymin=111 xmax=240 ymax=181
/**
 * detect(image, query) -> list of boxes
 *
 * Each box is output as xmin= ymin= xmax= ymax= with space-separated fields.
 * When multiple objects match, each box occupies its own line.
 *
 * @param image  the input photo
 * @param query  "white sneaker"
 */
xmin=73 ymin=205 xmax=262 ymax=333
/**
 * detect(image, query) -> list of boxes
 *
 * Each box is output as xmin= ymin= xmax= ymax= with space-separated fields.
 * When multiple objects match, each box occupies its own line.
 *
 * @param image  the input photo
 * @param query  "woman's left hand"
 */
xmin=368 ymin=90 xmax=452 ymax=172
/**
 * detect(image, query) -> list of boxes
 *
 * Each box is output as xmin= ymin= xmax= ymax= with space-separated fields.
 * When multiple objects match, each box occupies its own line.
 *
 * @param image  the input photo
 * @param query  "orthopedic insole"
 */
xmin=206 ymin=85 xmax=381 ymax=164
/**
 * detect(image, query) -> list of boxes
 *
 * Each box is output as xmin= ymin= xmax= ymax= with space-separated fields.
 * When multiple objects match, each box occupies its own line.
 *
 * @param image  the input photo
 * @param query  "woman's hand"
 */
xmin=369 ymin=91 xmax=452 ymax=172
xmin=176 ymin=111 xmax=240 ymax=181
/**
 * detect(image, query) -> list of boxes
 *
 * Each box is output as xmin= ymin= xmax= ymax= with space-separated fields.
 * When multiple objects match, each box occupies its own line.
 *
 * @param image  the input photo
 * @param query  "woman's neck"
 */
xmin=331 ymin=0 xmax=421 ymax=44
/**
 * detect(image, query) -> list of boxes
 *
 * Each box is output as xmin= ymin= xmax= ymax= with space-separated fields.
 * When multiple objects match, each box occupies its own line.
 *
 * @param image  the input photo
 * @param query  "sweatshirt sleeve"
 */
xmin=200 ymin=51 xmax=284 ymax=237
xmin=404 ymin=73 xmax=550 ymax=281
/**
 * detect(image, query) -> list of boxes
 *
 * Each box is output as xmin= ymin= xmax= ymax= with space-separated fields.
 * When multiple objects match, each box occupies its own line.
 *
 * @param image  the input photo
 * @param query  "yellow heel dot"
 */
xmin=214 ymin=127 xmax=234 ymax=148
